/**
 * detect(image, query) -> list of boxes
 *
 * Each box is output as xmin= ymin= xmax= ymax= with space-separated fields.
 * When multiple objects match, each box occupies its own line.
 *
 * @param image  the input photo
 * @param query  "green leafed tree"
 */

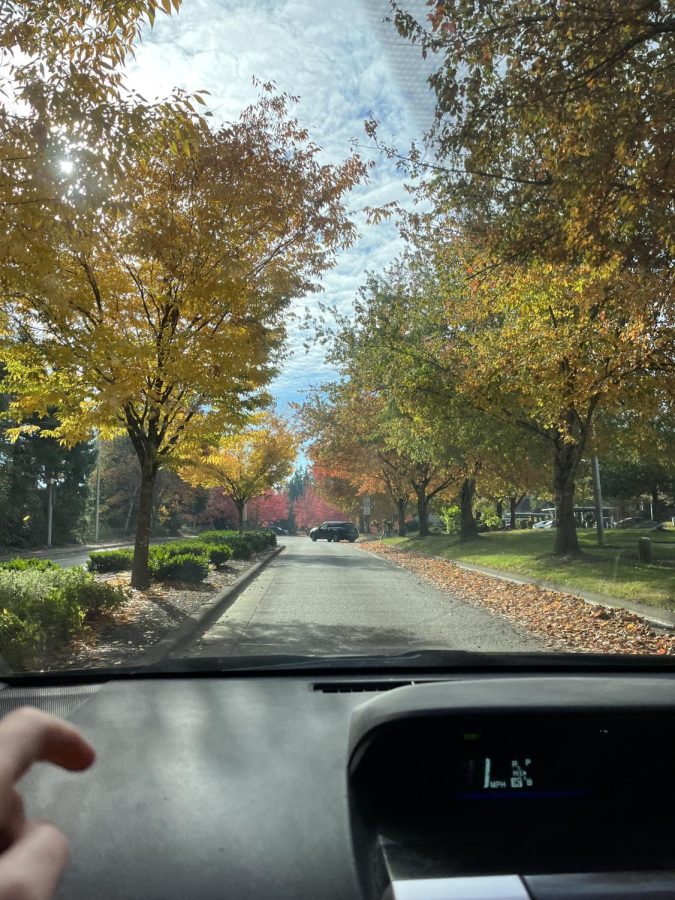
xmin=392 ymin=0 xmax=674 ymax=268
xmin=0 ymin=401 xmax=96 ymax=548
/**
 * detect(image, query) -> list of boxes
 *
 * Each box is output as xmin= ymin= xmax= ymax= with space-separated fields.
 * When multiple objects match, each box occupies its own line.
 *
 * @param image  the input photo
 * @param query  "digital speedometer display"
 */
xmin=454 ymin=753 xmax=589 ymax=800
xmin=482 ymin=755 xmax=534 ymax=790
xmin=446 ymin=730 xmax=600 ymax=801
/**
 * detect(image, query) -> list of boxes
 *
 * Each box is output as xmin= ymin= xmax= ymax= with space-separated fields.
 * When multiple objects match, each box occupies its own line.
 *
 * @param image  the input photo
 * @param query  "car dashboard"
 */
xmin=4 ymin=664 xmax=675 ymax=899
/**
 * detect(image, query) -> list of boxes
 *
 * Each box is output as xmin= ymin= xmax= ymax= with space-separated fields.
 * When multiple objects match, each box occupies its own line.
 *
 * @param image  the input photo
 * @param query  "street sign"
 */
xmin=362 ymin=496 xmax=371 ymax=515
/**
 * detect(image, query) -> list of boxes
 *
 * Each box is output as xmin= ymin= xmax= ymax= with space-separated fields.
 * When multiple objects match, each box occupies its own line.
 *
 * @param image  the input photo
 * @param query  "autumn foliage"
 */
xmin=1 ymin=46 xmax=363 ymax=585
xmin=180 ymin=415 xmax=298 ymax=532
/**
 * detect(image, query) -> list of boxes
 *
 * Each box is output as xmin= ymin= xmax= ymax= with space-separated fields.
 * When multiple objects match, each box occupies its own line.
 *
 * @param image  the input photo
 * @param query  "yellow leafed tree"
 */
xmin=1 ymin=1 xmax=195 ymax=271
xmin=180 ymin=415 xmax=298 ymax=533
xmin=1 ymin=93 xmax=365 ymax=586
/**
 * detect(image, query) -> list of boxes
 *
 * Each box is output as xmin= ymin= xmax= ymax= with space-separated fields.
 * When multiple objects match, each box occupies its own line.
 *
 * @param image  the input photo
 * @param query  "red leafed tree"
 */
xmin=247 ymin=490 xmax=289 ymax=525
xmin=294 ymin=486 xmax=350 ymax=530
xmin=201 ymin=489 xmax=238 ymax=528
xmin=201 ymin=488 xmax=289 ymax=528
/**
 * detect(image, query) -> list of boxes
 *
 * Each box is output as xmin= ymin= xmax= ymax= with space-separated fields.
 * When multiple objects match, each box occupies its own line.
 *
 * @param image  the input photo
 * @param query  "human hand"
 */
xmin=0 ymin=708 xmax=95 ymax=900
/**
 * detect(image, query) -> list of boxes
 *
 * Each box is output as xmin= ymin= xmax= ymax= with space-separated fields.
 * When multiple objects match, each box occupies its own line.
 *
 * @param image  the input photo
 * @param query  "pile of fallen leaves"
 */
xmin=360 ymin=544 xmax=675 ymax=656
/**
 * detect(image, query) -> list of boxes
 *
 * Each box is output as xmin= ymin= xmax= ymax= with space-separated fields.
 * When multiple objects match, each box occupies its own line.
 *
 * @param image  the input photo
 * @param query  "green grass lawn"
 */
xmin=382 ymin=528 xmax=675 ymax=611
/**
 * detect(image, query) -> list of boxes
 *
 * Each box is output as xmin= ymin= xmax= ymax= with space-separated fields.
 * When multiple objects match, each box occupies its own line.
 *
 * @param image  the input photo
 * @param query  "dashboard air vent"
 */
xmin=0 ymin=683 xmax=103 ymax=719
xmin=313 ymin=680 xmax=416 ymax=693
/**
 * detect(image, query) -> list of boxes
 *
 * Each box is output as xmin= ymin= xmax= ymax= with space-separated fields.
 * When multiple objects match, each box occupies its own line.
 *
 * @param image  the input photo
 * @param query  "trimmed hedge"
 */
xmin=86 ymin=532 xmax=254 ymax=583
xmin=198 ymin=531 xmax=252 ymax=559
xmin=253 ymin=529 xmax=277 ymax=548
xmin=87 ymin=548 xmax=134 ymax=573
xmin=198 ymin=530 xmax=236 ymax=546
xmin=0 ymin=567 xmax=128 ymax=669
xmin=244 ymin=530 xmax=276 ymax=551
xmin=220 ymin=538 xmax=252 ymax=560
xmin=207 ymin=546 xmax=232 ymax=568
xmin=161 ymin=541 xmax=233 ymax=568
xmin=198 ymin=529 xmax=276 ymax=557
xmin=149 ymin=547 xmax=210 ymax=583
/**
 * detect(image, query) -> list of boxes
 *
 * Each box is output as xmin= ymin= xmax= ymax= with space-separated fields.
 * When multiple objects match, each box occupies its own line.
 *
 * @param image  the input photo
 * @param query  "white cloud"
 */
xmin=126 ymin=0 xmax=437 ymax=412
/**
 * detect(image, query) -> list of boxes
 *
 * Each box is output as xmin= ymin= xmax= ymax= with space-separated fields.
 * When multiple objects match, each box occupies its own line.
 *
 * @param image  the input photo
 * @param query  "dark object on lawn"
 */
xmin=638 ymin=537 xmax=652 ymax=564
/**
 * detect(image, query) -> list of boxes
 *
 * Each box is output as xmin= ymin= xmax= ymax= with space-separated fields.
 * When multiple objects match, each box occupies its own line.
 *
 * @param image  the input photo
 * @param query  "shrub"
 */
xmin=224 ymin=538 xmax=252 ymax=559
xmin=261 ymin=530 xmax=276 ymax=547
xmin=58 ymin=568 xmax=128 ymax=615
xmin=87 ymin=549 xmax=133 ymax=573
xmin=242 ymin=532 xmax=268 ymax=552
xmin=198 ymin=531 xmax=253 ymax=559
xmin=440 ymin=505 xmax=461 ymax=535
xmin=199 ymin=528 xmax=277 ymax=557
xmin=0 ymin=567 xmax=127 ymax=668
xmin=245 ymin=529 xmax=276 ymax=549
xmin=154 ymin=539 xmax=233 ymax=569
xmin=0 ymin=609 xmax=43 ymax=669
xmin=158 ymin=541 xmax=210 ymax=558
xmin=0 ymin=556 xmax=135 ymax=668
xmin=208 ymin=546 xmax=233 ymax=568
xmin=0 ymin=570 xmax=83 ymax=648
xmin=149 ymin=548 xmax=209 ymax=583
xmin=198 ymin=530 xmax=233 ymax=545
xmin=481 ymin=511 xmax=503 ymax=530
xmin=0 ymin=558 xmax=59 ymax=572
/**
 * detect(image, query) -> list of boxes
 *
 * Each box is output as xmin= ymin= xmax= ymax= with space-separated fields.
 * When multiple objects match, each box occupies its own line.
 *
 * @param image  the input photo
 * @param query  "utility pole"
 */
xmin=591 ymin=456 xmax=605 ymax=548
xmin=46 ymin=476 xmax=53 ymax=547
xmin=94 ymin=435 xmax=101 ymax=543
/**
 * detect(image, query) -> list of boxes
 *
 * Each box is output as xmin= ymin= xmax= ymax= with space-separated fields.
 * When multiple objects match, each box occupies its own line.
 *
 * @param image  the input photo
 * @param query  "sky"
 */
xmin=125 ymin=0 xmax=437 ymax=414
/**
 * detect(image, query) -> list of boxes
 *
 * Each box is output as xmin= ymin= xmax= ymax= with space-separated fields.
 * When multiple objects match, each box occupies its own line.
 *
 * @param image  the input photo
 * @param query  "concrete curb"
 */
xmin=139 ymin=544 xmax=285 ymax=664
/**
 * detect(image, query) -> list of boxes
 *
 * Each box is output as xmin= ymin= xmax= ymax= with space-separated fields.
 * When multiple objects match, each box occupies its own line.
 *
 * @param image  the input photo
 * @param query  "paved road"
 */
xmin=10 ymin=539 xmax=168 ymax=569
xmin=183 ymin=536 xmax=543 ymax=658
xmin=51 ymin=546 xmax=125 ymax=569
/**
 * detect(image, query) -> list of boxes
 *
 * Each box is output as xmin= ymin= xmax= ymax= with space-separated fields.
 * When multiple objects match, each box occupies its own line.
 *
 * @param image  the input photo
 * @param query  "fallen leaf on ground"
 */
xmin=359 ymin=544 xmax=675 ymax=656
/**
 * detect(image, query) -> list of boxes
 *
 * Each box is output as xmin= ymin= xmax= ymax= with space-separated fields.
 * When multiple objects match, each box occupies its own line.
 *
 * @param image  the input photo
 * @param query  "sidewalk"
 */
xmin=447 ymin=558 xmax=675 ymax=631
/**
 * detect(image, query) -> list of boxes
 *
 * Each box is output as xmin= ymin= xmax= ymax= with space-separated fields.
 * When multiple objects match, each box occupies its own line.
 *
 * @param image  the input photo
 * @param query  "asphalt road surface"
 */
xmin=28 ymin=540 xmax=165 ymax=569
xmin=51 ymin=548 xmax=119 ymax=569
xmin=183 ymin=536 xmax=543 ymax=658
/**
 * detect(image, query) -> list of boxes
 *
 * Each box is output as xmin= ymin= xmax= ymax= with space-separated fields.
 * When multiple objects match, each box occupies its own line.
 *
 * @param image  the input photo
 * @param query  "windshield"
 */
xmin=0 ymin=0 xmax=673 ymax=674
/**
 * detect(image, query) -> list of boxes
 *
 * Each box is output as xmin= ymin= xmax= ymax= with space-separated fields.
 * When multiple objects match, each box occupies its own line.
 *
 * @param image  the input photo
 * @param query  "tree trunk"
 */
xmin=553 ymin=441 xmax=581 ymax=556
xmin=495 ymin=499 xmax=503 ymax=520
xmin=131 ymin=461 xmax=158 ymax=589
xmin=236 ymin=501 xmax=245 ymax=534
xmin=509 ymin=496 xmax=518 ymax=530
xmin=396 ymin=497 xmax=407 ymax=537
xmin=650 ymin=484 xmax=660 ymax=521
xmin=459 ymin=478 xmax=479 ymax=540
xmin=415 ymin=487 xmax=430 ymax=537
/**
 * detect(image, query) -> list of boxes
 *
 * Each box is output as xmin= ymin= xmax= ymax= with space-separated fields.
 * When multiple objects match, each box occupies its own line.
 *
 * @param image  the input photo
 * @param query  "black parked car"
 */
xmin=309 ymin=521 xmax=358 ymax=543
